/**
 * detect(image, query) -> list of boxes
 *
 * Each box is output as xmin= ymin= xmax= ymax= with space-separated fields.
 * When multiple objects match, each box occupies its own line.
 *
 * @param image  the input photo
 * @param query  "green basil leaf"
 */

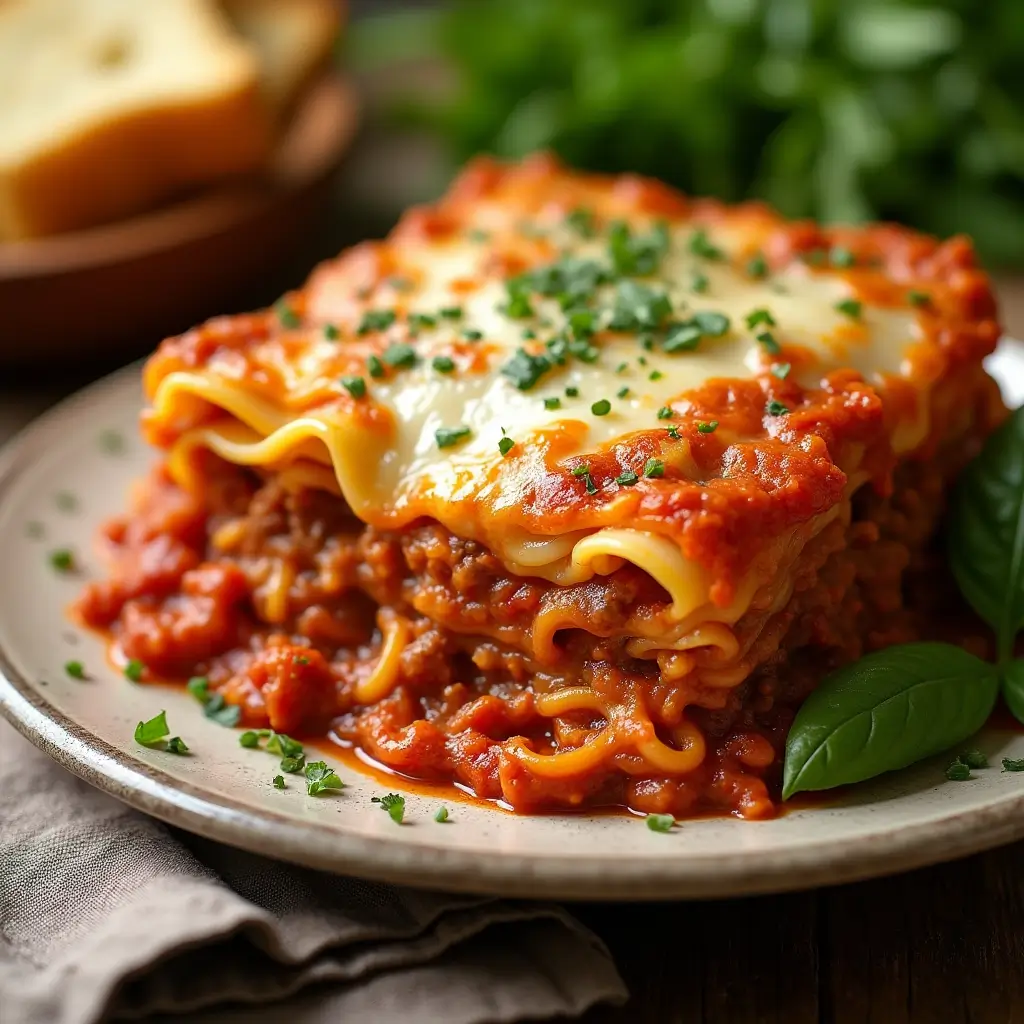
xmin=782 ymin=643 xmax=999 ymax=799
xmin=949 ymin=406 xmax=1024 ymax=659
xmin=1000 ymin=659 xmax=1024 ymax=725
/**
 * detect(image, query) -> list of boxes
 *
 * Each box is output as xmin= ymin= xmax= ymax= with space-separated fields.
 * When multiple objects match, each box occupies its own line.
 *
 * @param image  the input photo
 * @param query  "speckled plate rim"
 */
xmin=2 ymin=352 xmax=1024 ymax=901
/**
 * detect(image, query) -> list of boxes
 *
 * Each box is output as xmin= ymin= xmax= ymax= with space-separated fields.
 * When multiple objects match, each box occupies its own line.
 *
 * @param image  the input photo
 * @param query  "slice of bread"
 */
xmin=220 ymin=0 xmax=342 ymax=120
xmin=0 ymin=0 xmax=273 ymax=241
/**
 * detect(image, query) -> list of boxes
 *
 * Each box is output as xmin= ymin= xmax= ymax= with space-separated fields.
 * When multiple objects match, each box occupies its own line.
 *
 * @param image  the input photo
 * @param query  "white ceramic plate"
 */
xmin=1 ymin=344 xmax=1023 ymax=901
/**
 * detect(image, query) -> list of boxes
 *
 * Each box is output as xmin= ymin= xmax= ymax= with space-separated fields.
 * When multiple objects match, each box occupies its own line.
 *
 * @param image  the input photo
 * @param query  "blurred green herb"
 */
xmin=354 ymin=0 xmax=1024 ymax=266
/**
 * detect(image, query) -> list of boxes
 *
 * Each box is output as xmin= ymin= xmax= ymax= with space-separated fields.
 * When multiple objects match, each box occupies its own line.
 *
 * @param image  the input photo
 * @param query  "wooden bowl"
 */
xmin=0 ymin=74 xmax=360 ymax=367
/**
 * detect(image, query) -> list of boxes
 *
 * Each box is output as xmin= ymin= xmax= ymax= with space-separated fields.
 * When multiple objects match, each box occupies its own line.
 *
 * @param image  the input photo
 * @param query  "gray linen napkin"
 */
xmin=0 ymin=719 xmax=627 ymax=1024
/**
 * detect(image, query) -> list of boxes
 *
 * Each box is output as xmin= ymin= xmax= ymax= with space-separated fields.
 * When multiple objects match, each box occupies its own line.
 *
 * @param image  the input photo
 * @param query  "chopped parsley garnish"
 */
xmin=690 ymin=269 xmax=709 ymax=294
xmin=688 ymin=229 xmax=724 ymax=261
xmin=280 ymin=755 xmax=305 ymax=774
xmin=323 ymin=323 xmax=340 ymax=340
xmin=1002 ymin=758 xmax=1024 ymax=772
xmin=649 ymin=370 xmax=664 ymax=381
xmin=367 ymin=354 xmax=385 ymax=378
xmin=572 ymin=464 xmax=599 ymax=495
xmin=498 ymin=434 xmax=515 ymax=456
xmin=305 ymin=761 xmax=345 ymax=796
xmin=340 ymin=376 xmax=366 ymax=398
xmin=186 ymin=676 xmax=210 ymax=702
xmin=357 ymin=309 xmax=397 ymax=335
xmin=766 ymin=400 xmax=790 ymax=416
xmin=692 ymin=311 xmax=730 ymax=337
xmin=372 ymin=792 xmax=406 ymax=823
xmin=616 ymin=469 xmax=639 ymax=487
xmin=663 ymin=322 xmax=702 ymax=353
xmin=434 ymin=806 xmax=450 ymax=822
xmin=756 ymin=331 xmax=781 ymax=355
xmin=908 ymin=290 xmax=931 ymax=307
xmin=273 ymin=775 xmax=286 ymax=789
xmin=746 ymin=253 xmax=768 ymax=278
xmin=522 ymin=328 xmax=537 ymax=340
xmin=98 ymin=429 xmax=125 ymax=455
xmin=566 ymin=307 xmax=597 ymax=340
xmin=657 ymin=406 xmax=674 ymax=420
xmin=516 ymin=257 xmax=609 ymax=309
xmin=543 ymin=397 xmax=562 ymax=410
xmin=134 ymin=711 xmax=169 ymax=747
xmin=945 ymin=758 xmax=971 ymax=781
xmin=201 ymin=693 xmax=242 ymax=727
xmin=435 ymin=426 xmax=472 ymax=449
xmin=503 ymin=281 xmax=535 ymax=319
xmin=566 ymin=337 xmax=600 ymax=363
xmin=697 ymin=420 xmax=719 ymax=434
xmin=608 ymin=280 xmax=672 ymax=332
xmin=666 ymin=425 xmax=683 ymax=439
xmin=439 ymin=306 xmax=464 ymax=319
xmin=501 ymin=348 xmax=552 ymax=391
xmin=49 ymin=549 xmax=75 ymax=573
xmin=566 ymin=207 xmax=596 ymax=237
xmin=565 ymin=386 xmax=579 ymax=397
xmin=591 ymin=399 xmax=611 ymax=416
xmin=124 ymin=659 xmax=145 ymax=683
xmin=462 ymin=329 xmax=484 ymax=341
xmin=166 ymin=737 xmax=189 ymax=755
xmin=772 ymin=362 xmax=792 ymax=380
xmin=274 ymin=299 xmax=301 ymax=328
xmin=55 ymin=491 xmax=78 ymax=513
xmin=643 ymin=458 xmax=665 ymax=479
xmin=266 ymin=732 xmax=304 ymax=759
xmin=382 ymin=342 xmax=417 ymax=369
xmin=834 ymin=298 xmax=863 ymax=319
xmin=646 ymin=813 xmax=675 ymax=832
xmin=617 ymin=386 xmax=630 ymax=399
xmin=239 ymin=731 xmax=261 ymax=748
xmin=408 ymin=312 xmax=438 ymax=332
xmin=608 ymin=219 xmax=670 ymax=276
xmin=830 ymin=245 xmax=856 ymax=268
xmin=432 ymin=356 xmax=456 ymax=374
xmin=64 ymin=660 xmax=85 ymax=679
xmin=745 ymin=308 xmax=776 ymax=330
xmin=961 ymin=750 xmax=989 ymax=769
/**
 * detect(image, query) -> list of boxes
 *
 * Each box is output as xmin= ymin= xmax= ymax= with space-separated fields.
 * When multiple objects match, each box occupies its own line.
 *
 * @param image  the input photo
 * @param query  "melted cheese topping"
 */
xmin=144 ymin=154 xmax=972 ymax=635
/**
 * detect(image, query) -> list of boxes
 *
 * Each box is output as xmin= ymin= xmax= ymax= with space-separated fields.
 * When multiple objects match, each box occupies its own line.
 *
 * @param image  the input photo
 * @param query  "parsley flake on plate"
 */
xmin=646 ymin=813 xmax=676 ymax=832
xmin=688 ymin=229 xmax=724 ymax=261
xmin=166 ymin=737 xmax=189 ymax=755
xmin=1002 ymin=758 xmax=1024 ymax=772
xmin=697 ymin=421 xmax=719 ymax=434
xmin=834 ymin=298 xmax=863 ymax=319
xmin=591 ymin=399 xmax=611 ymax=416
xmin=49 ymin=549 xmax=75 ymax=573
xmin=323 ymin=323 xmax=340 ymax=340
xmin=134 ymin=711 xmax=186 ymax=755
xmin=908 ymin=290 xmax=931 ymax=307
xmin=306 ymin=761 xmax=345 ymax=796
xmin=616 ymin=469 xmax=639 ymax=487
xmin=772 ymin=362 xmax=792 ymax=380
xmin=434 ymin=806 xmax=450 ymax=823
xmin=961 ymin=749 xmax=989 ymax=769
xmin=657 ymin=406 xmax=674 ymax=420
xmin=643 ymin=458 xmax=665 ymax=479
xmin=124 ymin=659 xmax=145 ymax=683
xmin=945 ymin=758 xmax=972 ymax=781
xmin=766 ymin=400 xmax=790 ymax=416
xmin=64 ymin=660 xmax=86 ymax=680
xmin=273 ymin=775 xmax=286 ymax=789
xmin=501 ymin=348 xmax=552 ymax=391
xmin=432 ymin=356 xmax=456 ymax=374
xmin=367 ymin=355 xmax=385 ymax=379
xmin=746 ymin=253 xmax=768 ymax=278
xmin=543 ymin=397 xmax=562 ymax=410
xmin=372 ymin=792 xmax=406 ymax=823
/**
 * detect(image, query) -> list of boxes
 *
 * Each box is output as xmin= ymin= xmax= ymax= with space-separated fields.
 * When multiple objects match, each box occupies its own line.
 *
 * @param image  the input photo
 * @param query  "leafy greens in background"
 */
xmin=784 ymin=405 xmax=1024 ymax=797
xmin=352 ymin=0 xmax=1024 ymax=266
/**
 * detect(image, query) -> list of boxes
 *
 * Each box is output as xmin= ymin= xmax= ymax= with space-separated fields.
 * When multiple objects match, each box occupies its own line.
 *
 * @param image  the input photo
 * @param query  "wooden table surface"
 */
xmin=4 ymin=109 xmax=1024 ymax=1024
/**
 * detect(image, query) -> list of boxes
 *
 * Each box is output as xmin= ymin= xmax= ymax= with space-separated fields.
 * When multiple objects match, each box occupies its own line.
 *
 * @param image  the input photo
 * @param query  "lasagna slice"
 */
xmin=81 ymin=153 xmax=1005 ymax=819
